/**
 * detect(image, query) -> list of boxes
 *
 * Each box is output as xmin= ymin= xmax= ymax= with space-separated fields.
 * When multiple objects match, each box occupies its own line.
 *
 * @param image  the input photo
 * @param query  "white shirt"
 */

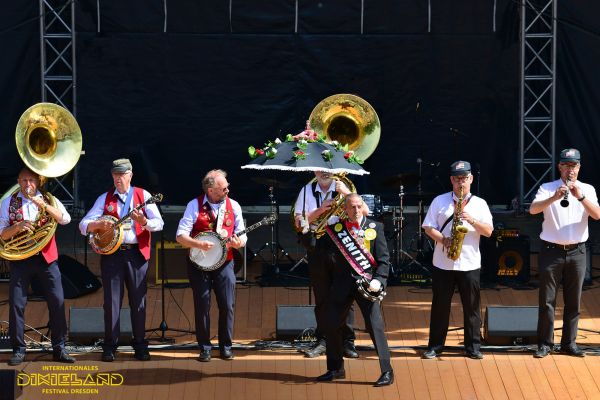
xmin=533 ymin=179 xmax=598 ymax=245
xmin=422 ymin=192 xmax=493 ymax=271
xmin=79 ymin=188 xmax=164 ymax=244
xmin=0 ymin=190 xmax=71 ymax=233
xmin=176 ymin=195 xmax=246 ymax=241
xmin=294 ymin=180 xmax=336 ymax=228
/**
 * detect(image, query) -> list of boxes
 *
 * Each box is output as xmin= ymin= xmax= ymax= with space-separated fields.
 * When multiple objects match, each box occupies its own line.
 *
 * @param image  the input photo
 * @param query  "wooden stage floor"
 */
xmin=2 ymin=278 xmax=600 ymax=399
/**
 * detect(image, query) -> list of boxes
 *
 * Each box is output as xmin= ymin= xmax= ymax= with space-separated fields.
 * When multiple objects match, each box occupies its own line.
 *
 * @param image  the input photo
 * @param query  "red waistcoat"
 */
xmin=8 ymin=193 xmax=57 ymax=264
xmin=191 ymin=196 xmax=235 ymax=261
xmin=103 ymin=187 xmax=151 ymax=260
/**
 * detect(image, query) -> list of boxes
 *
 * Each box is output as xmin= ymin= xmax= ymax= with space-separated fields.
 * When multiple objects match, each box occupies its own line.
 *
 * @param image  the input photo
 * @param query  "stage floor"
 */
xmin=2 ymin=272 xmax=600 ymax=399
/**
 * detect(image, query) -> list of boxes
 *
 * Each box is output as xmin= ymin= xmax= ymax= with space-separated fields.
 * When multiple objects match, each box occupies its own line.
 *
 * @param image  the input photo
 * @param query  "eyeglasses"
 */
xmin=451 ymin=175 xmax=471 ymax=181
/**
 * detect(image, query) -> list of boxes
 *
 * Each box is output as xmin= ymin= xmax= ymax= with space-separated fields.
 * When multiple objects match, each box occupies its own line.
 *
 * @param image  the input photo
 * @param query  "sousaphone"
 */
xmin=292 ymin=94 xmax=381 ymax=237
xmin=0 ymin=103 xmax=82 ymax=260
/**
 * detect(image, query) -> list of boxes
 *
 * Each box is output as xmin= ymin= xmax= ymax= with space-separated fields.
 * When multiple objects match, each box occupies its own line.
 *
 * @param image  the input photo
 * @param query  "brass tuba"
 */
xmin=292 ymin=94 xmax=380 ymax=238
xmin=0 ymin=103 xmax=82 ymax=260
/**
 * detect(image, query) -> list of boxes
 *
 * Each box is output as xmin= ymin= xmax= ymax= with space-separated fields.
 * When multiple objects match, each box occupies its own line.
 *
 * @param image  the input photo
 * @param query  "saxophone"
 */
xmin=447 ymin=186 xmax=469 ymax=261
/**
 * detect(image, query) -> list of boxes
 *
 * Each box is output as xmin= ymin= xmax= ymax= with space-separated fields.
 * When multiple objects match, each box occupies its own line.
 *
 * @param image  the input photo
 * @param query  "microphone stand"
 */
xmin=147 ymin=203 xmax=194 ymax=342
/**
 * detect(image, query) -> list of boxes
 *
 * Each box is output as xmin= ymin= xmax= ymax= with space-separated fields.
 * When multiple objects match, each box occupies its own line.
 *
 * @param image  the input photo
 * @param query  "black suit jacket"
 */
xmin=323 ymin=217 xmax=391 ymax=288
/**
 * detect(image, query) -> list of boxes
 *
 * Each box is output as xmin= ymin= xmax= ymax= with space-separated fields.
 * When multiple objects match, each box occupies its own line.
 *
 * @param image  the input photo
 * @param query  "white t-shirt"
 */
xmin=533 ymin=179 xmax=599 ymax=245
xmin=422 ymin=192 xmax=493 ymax=271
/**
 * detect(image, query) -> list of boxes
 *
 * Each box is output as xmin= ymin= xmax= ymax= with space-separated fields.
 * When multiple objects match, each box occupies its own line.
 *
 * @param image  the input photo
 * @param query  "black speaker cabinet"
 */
xmin=484 ymin=306 xmax=538 ymax=345
xmin=481 ymin=236 xmax=530 ymax=283
xmin=155 ymin=241 xmax=246 ymax=284
xmin=30 ymin=255 xmax=102 ymax=299
xmin=69 ymin=307 xmax=132 ymax=345
xmin=0 ymin=369 xmax=21 ymax=400
xmin=58 ymin=255 xmax=102 ymax=299
xmin=276 ymin=305 xmax=316 ymax=340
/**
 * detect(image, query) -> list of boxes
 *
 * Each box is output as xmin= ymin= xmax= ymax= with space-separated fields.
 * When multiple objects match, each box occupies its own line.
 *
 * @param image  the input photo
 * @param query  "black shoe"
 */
xmin=343 ymin=343 xmax=359 ymax=359
xmin=534 ymin=345 xmax=551 ymax=358
xmin=198 ymin=349 xmax=211 ymax=362
xmin=134 ymin=348 xmax=151 ymax=361
xmin=304 ymin=342 xmax=326 ymax=358
xmin=53 ymin=349 xmax=75 ymax=363
xmin=560 ymin=345 xmax=585 ymax=357
xmin=422 ymin=349 xmax=438 ymax=359
xmin=8 ymin=352 xmax=25 ymax=366
xmin=374 ymin=370 xmax=394 ymax=387
xmin=101 ymin=350 xmax=115 ymax=362
xmin=220 ymin=348 xmax=234 ymax=360
xmin=316 ymin=369 xmax=346 ymax=382
xmin=466 ymin=350 xmax=484 ymax=360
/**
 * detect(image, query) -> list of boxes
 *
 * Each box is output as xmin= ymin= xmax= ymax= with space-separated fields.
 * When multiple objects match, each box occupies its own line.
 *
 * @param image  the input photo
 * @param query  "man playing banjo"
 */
xmin=79 ymin=158 xmax=164 ymax=362
xmin=176 ymin=169 xmax=246 ymax=362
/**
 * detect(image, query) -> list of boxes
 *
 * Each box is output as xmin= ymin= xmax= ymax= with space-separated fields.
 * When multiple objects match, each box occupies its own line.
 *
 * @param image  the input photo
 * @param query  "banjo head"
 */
xmin=90 ymin=215 xmax=124 ymax=255
xmin=189 ymin=232 xmax=227 ymax=271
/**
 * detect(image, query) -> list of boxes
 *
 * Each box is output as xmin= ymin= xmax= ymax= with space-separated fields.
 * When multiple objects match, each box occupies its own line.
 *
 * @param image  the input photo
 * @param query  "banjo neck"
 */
xmin=222 ymin=214 xmax=275 ymax=242
xmin=113 ymin=192 xmax=163 ymax=229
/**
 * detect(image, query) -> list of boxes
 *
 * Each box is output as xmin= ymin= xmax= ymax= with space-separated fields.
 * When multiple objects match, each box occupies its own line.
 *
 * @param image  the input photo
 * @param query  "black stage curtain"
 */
xmin=0 ymin=1 xmax=599 ymax=211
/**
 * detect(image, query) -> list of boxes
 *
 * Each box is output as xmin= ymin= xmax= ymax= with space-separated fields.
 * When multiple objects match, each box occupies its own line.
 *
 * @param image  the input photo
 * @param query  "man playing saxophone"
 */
xmin=421 ymin=161 xmax=493 ymax=360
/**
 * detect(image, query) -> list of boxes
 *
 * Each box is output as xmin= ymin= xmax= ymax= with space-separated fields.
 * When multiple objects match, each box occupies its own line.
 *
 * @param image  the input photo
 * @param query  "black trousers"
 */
xmin=428 ymin=266 xmax=481 ymax=353
xmin=308 ymin=250 xmax=355 ymax=343
xmin=187 ymin=259 xmax=236 ymax=351
xmin=100 ymin=248 xmax=149 ymax=351
xmin=9 ymin=255 xmax=67 ymax=353
xmin=537 ymin=243 xmax=586 ymax=347
xmin=323 ymin=273 xmax=391 ymax=373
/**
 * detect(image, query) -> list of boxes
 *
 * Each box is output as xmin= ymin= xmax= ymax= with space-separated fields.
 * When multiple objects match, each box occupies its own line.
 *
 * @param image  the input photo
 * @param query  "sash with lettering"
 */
xmin=325 ymin=221 xmax=377 ymax=279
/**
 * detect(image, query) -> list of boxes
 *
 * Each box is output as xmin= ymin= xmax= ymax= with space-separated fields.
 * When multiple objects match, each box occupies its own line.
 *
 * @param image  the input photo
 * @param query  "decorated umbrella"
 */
xmin=241 ymin=122 xmax=369 ymax=176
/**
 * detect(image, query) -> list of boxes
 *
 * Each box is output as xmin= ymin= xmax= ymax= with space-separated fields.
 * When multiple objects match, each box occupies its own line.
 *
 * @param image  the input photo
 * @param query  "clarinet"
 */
xmin=560 ymin=177 xmax=570 ymax=208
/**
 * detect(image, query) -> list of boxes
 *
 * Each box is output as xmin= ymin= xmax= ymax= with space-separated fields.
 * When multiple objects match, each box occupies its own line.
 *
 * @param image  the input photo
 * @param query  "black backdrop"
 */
xmin=0 ymin=1 xmax=598 ymax=210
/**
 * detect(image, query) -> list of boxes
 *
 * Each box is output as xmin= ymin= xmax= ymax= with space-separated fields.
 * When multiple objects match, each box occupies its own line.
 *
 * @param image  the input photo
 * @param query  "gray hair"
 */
xmin=202 ymin=169 xmax=227 ymax=193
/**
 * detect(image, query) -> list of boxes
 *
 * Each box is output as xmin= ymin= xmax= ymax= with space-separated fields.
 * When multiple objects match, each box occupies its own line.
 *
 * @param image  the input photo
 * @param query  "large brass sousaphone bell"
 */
xmin=293 ymin=94 xmax=380 ymax=238
xmin=0 ymin=103 xmax=82 ymax=260
xmin=308 ymin=93 xmax=380 ymax=162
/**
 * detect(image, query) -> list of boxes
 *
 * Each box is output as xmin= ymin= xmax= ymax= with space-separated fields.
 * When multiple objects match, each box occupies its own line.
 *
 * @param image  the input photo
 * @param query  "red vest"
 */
xmin=191 ymin=196 xmax=235 ymax=261
xmin=103 ymin=187 xmax=151 ymax=260
xmin=8 ymin=193 xmax=57 ymax=264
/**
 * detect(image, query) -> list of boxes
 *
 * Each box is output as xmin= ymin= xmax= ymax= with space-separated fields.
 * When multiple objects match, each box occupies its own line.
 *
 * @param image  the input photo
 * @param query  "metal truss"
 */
xmin=519 ymin=0 xmax=557 ymax=206
xmin=40 ymin=0 xmax=81 ymax=213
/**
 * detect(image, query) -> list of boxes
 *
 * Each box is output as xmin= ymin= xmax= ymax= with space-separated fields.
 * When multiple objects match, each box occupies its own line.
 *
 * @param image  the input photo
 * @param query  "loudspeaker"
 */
xmin=276 ymin=305 xmax=316 ymax=339
xmin=69 ymin=307 xmax=132 ymax=345
xmin=481 ymin=236 xmax=530 ymax=283
xmin=155 ymin=240 xmax=247 ymax=284
xmin=30 ymin=255 xmax=102 ymax=299
xmin=58 ymin=255 xmax=102 ymax=299
xmin=0 ymin=369 xmax=21 ymax=400
xmin=484 ymin=306 xmax=538 ymax=345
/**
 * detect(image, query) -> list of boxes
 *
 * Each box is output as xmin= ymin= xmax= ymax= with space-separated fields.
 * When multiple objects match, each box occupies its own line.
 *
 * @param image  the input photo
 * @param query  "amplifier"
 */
xmin=155 ymin=240 xmax=246 ymax=284
xmin=481 ymin=236 xmax=530 ymax=283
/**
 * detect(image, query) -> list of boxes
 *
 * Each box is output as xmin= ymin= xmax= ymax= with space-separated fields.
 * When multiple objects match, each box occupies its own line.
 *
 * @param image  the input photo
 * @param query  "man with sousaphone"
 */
xmin=0 ymin=102 xmax=82 ymax=366
xmin=1 ymin=167 xmax=76 ymax=366
xmin=79 ymin=159 xmax=164 ymax=362
xmin=175 ymin=169 xmax=247 ymax=362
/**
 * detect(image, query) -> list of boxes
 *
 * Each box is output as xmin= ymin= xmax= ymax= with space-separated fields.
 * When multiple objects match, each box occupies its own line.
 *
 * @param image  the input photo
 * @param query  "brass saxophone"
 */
xmin=447 ymin=186 xmax=469 ymax=261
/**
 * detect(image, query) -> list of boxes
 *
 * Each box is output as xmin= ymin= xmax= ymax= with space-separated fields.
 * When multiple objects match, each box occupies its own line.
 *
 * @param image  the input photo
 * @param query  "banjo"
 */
xmin=190 ymin=214 xmax=275 ymax=271
xmin=89 ymin=193 xmax=163 ymax=255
